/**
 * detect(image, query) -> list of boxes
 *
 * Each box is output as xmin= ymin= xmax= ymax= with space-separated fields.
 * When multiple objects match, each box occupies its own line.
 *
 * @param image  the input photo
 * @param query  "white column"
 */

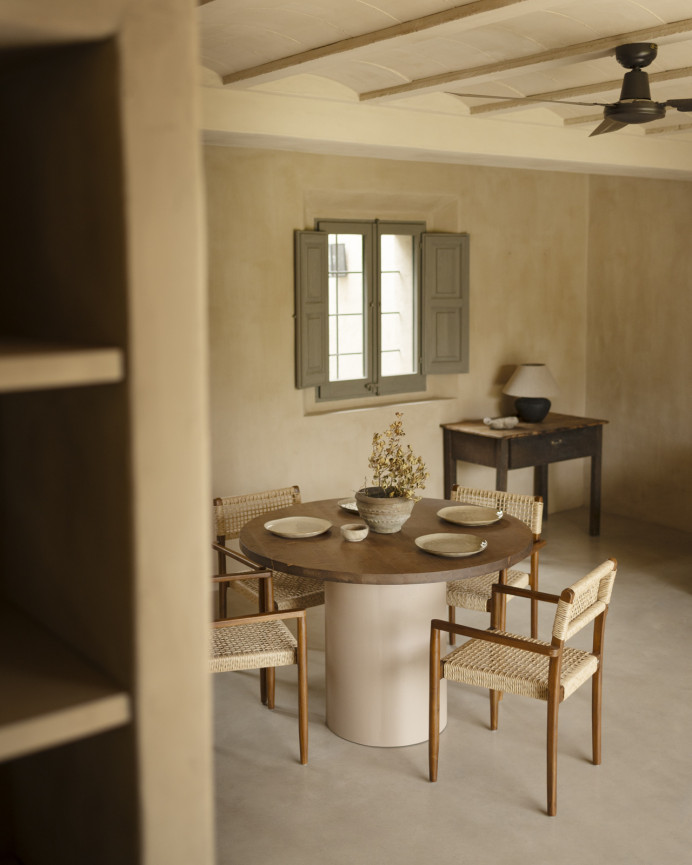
xmin=325 ymin=581 xmax=447 ymax=747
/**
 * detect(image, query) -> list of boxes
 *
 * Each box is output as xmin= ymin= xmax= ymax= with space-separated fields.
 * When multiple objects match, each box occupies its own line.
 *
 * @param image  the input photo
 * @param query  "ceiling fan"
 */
xmin=448 ymin=43 xmax=692 ymax=136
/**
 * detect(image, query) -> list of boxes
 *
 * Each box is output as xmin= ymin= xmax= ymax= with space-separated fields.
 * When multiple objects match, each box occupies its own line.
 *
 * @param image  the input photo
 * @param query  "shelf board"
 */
xmin=0 ymin=604 xmax=132 ymax=763
xmin=0 ymin=340 xmax=124 ymax=394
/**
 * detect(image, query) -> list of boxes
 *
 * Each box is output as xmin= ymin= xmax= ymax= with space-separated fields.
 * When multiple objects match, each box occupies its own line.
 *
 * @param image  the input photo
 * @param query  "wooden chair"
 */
xmin=429 ymin=558 xmax=617 ymax=816
xmin=213 ymin=485 xmax=325 ymax=619
xmin=211 ymin=543 xmax=308 ymax=764
xmin=446 ymin=484 xmax=544 ymax=640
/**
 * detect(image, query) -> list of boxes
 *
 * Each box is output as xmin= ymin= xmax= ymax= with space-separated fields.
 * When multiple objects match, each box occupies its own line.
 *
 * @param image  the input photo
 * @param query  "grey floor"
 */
xmin=213 ymin=508 xmax=692 ymax=865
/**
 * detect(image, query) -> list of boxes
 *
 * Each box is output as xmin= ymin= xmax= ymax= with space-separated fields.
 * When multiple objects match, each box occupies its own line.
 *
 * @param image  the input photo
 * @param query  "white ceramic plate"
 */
xmin=338 ymin=498 xmax=358 ymax=513
xmin=264 ymin=517 xmax=332 ymax=539
xmin=437 ymin=505 xmax=503 ymax=527
xmin=415 ymin=533 xmax=488 ymax=558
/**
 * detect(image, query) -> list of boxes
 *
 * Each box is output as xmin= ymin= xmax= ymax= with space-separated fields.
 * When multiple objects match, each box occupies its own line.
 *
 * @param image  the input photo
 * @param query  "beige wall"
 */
xmin=204 ymin=145 xmax=690 ymax=532
xmin=586 ymin=175 xmax=692 ymax=530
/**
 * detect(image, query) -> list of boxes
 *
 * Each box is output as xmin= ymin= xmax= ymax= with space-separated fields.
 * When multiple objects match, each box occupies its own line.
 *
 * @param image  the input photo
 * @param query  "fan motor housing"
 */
xmin=615 ymin=42 xmax=658 ymax=69
xmin=604 ymin=101 xmax=665 ymax=124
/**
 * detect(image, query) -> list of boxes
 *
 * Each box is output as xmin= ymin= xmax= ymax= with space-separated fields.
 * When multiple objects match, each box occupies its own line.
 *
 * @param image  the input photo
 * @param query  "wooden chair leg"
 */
xmin=489 ymin=689 xmax=499 ymax=730
xmin=592 ymin=611 xmax=607 ymax=766
xmin=259 ymin=576 xmax=274 ymax=705
xmin=546 ymin=657 xmax=562 ymax=817
xmin=216 ymin=540 xmax=228 ymax=620
xmin=529 ymin=554 xmax=539 ymax=638
xmin=547 ymin=696 xmax=559 ymax=816
xmin=296 ymin=614 xmax=308 ymax=765
xmin=592 ymin=665 xmax=602 ymax=765
xmin=265 ymin=667 xmax=276 ymax=710
xmin=218 ymin=583 xmax=228 ymax=619
xmin=448 ymin=604 xmax=457 ymax=645
xmin=429 ymin=626 xmax=441 ymax=781
xmin=491 ymin=571 xmax=508 ymax=705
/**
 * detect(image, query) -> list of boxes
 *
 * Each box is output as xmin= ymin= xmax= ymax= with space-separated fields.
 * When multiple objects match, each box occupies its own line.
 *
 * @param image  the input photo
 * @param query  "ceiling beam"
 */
xmin=563 ymin=113 xmax=602 ymax=127
xmin=646 ymin=122 xmax=692 ymax=135
xmin=219 ymin=0 xmax=533 ymax=85
xmin=360 ymin=18 xmax=692 ymax=101
xmin=464 ymin=66 xmax=692 ymax=115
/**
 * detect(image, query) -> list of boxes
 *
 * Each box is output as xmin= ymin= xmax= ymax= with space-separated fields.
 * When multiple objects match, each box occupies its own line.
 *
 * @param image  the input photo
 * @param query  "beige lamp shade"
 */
xmin=503 ymin=363 xmax=559 ymax=398
xmin=503 ymin=364 xmax=558 ymax=422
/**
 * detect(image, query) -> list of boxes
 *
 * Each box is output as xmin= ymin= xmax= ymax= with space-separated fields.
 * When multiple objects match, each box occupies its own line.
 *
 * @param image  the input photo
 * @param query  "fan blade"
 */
xmin=589 ymin=116 xmax=627 ymax=137
xmin=665 ymin=98 xmax=692 ymax=112
xmin=446 ymin=92 xmax=609 ymax=108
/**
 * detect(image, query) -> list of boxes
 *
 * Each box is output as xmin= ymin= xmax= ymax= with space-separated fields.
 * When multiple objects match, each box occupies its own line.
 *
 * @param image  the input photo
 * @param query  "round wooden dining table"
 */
xmin=240 ymin=497 xmax=533 ymax=748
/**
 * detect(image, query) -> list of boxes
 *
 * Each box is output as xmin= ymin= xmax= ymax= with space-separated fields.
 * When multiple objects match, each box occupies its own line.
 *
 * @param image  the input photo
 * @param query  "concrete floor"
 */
xmin=213 ymin=508 xmax=692 ymax=865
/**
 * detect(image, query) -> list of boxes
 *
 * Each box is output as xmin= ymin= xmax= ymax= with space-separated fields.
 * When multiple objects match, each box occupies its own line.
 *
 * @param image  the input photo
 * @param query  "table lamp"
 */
xmin=502 ymin=363 xmax=558 ymax=422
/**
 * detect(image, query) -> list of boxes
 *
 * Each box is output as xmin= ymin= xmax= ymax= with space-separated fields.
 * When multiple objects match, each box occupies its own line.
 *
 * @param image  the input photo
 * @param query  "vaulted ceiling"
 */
xmin=197 ymin=0 xmax=692 ymax=177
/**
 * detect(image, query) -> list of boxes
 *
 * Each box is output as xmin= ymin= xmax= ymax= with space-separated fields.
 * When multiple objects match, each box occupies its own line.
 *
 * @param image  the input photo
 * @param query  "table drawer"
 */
xmin=509 ymin=426 xmax=600 ymax=467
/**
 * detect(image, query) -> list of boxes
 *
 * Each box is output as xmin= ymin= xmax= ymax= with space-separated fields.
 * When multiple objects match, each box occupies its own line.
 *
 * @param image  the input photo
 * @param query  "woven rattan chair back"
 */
xmin=214 ymin=485 xmax=301 ymax=540
xmin=213 ymin=486 xmax=324 ymax=617
xmin=451 ymin=484 xmax=543 ymax=534
xmin=552 ymin=558 xmax=616 ymax=642
xmin=448 ymin=484 xmax=544 ymax=638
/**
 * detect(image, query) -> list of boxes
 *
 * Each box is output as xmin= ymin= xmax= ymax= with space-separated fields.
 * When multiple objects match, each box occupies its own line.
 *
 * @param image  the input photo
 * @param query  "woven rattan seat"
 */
xmin=228 ymin=572 xmax=324 ymax=612
xmin=430 ymin=558 xmax=617 ymax=816
xmin=447 ymin=570 xmax=530 ymax=612
xmin=210 ymin=619 xmax=297 ymax=673
xmin=211 ymin=542 xmax=308 ymax=764
xmin=442 ymin=632 xmax=598 ymax=700
xmin=213 ymin=486 xmax=325 ymax=617
xmin=447 ymin=485 xmax=544 ymax=638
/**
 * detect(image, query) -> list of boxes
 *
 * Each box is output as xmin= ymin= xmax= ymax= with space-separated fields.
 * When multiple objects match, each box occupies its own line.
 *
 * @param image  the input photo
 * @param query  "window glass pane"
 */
xmin=337 ymin=274 xmax=363 ymax=314
xmin=380 ymin=233 xmax=417 ymax=377
xmin=328 ymin=232 xmax=365 ymax=382
xmin=337 ymin=353 xmax=366 ymax=381
xmin=338 ymin=314 xmax=363 ymax=355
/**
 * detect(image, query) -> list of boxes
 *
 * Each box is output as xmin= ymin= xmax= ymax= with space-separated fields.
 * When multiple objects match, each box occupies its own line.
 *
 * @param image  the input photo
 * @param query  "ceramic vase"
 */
xmin=355 ymin=487 xmax=415 ymax=534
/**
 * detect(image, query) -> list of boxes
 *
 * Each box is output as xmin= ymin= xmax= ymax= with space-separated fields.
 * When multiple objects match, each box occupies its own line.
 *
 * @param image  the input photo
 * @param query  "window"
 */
xmin=295 ymin=220 xmax=469 ymax=401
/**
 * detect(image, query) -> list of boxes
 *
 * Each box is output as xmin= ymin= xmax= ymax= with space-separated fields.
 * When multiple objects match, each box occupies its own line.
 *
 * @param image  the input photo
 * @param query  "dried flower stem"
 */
xmin=367 ymin=412 xmax=428 ymax=501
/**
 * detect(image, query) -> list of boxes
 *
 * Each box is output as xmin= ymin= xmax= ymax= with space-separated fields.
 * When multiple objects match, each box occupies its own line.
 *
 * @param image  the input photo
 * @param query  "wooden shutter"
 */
xmin=422 ymin=233 xmax=469 ymax=374
xmin=294 ymin=230 xmax=328 ymax=388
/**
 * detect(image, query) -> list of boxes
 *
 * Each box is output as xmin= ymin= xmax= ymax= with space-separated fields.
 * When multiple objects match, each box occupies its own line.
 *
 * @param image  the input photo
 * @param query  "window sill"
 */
xmin=301 ymin=375 xmax=460 ymax=416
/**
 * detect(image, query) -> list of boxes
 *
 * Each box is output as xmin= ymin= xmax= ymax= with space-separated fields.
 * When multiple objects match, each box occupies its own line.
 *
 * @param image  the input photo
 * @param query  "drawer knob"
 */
xmin=551 ymin=438 xmax=563 ymax=446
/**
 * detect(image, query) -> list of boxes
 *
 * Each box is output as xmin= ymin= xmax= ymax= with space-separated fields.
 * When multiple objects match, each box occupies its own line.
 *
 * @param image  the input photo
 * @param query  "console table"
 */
xmin=441 ymin=413 xmax=608 ymax=535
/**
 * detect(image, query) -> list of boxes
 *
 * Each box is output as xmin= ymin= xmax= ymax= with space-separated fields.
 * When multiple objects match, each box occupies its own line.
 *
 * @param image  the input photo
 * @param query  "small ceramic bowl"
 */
xmin=340 ymin=522 xmax=369 ymax=542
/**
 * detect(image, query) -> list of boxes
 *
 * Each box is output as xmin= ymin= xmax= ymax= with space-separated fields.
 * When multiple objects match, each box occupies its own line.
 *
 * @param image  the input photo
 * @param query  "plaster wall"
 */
xmin=586 ymin=175 xmax=692 ymax=530
xmin=205 ymin=146 xmax=589 ymax=512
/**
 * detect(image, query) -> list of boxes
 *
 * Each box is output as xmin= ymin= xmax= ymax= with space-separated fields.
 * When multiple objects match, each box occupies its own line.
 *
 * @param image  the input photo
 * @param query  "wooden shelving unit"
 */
xmin=0 ymin=341 xmax=124 ymax=394
xmin=0 ymin=604 xmax=131 ymax=764
xmin=0 ymin=2 xmax=213 ymax=864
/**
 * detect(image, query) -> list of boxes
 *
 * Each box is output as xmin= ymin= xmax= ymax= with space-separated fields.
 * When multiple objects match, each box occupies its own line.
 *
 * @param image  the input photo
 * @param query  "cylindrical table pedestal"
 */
xmin=325 ymin=581 xmax=447 ymax=747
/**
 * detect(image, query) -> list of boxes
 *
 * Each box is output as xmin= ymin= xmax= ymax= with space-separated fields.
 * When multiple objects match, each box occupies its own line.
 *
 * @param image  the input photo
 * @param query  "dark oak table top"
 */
xmin=239 ymin=497 xmax=533 ymax=586
xmin=441 ymin=412 xmax=608 ymax=440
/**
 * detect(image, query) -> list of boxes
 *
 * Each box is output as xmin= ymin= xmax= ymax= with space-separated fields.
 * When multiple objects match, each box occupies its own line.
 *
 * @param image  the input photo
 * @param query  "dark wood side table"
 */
xmin=441 ymin=413 xmax=608 ymax=535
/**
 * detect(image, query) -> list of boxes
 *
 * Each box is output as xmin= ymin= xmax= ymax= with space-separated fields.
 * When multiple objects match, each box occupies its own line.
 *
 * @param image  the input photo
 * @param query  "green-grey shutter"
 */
xmin=295 ymin=230 xmax=328 ymax=388
xmin=422 ymin=233 xmax=469 ymax=374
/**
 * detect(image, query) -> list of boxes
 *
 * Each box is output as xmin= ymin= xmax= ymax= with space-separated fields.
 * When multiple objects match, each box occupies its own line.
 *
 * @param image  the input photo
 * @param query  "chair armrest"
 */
xmin=212 ymin=542 xmax=263 ymax=572
xmin=430 ymin=619 xmax=558 ymax=657
xmin=491 ymin=583 xmax=560 ymax=604
xmin=212 ymin=607 xmax=307 ymax=627
xmin=211 ymin=570 xmax=271 ymax=584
